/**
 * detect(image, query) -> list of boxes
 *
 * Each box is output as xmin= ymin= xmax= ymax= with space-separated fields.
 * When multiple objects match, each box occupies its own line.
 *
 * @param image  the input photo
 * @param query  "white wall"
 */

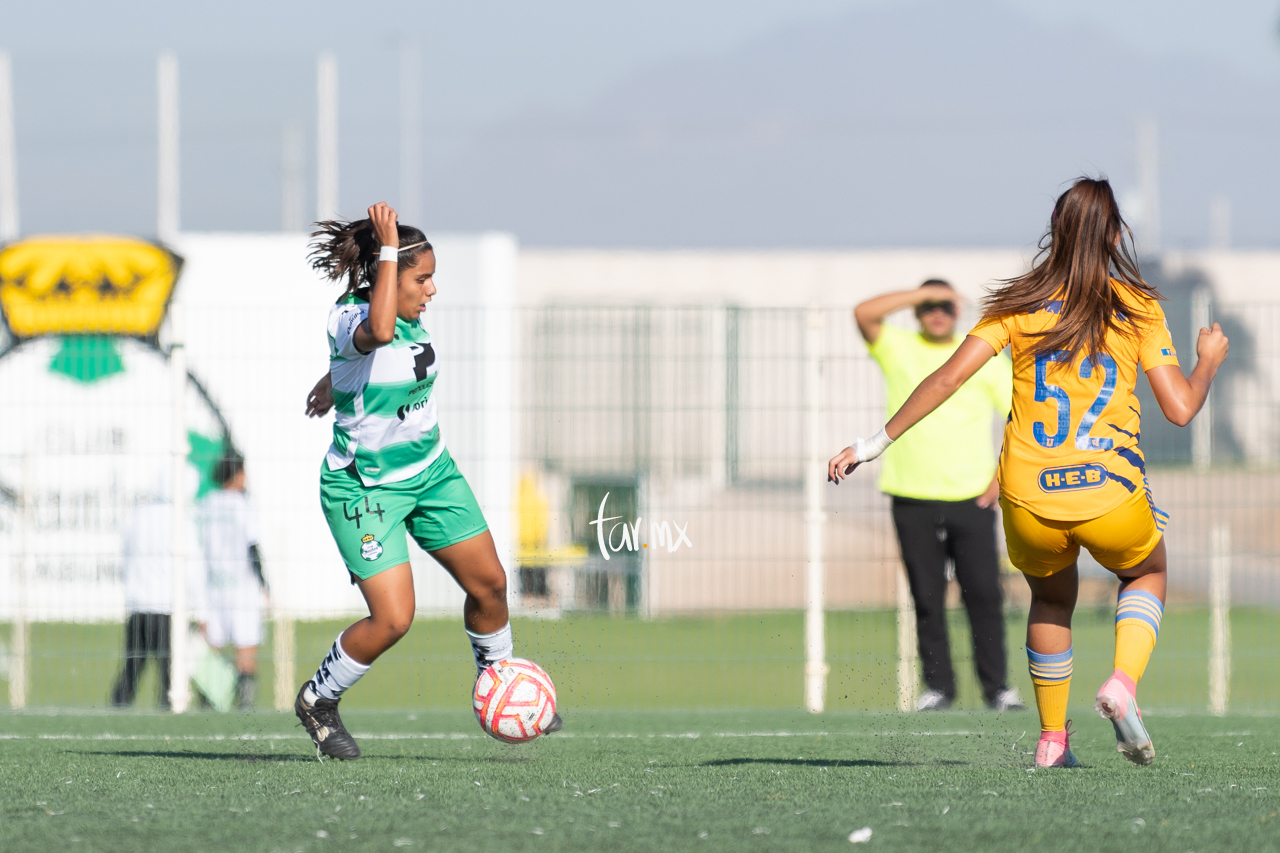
xmin=0 ymin=232 xmax=518 ymax=621
xmin=1164 ymin=250 xmax=1280 ymax=303
xmin=175 ymin=232 xmax=518 ymax=618
xmin=5 ymin=239 xmax=1277 ymax=620
xmin=518 ymin=248 xmax=1034 ymax=307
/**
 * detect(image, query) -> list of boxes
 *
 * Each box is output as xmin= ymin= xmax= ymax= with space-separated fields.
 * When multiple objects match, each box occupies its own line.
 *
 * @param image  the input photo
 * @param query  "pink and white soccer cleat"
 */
xmin=1095 ymin=671 xmax=1155 ymax=766
xmin=1034 ymin=724 xmax=1080 ymax=768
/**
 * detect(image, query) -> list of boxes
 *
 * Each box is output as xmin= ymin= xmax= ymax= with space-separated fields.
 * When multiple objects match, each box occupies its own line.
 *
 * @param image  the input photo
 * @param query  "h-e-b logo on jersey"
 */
xmin=1038 ymin=463 xmax=1107 ymax=493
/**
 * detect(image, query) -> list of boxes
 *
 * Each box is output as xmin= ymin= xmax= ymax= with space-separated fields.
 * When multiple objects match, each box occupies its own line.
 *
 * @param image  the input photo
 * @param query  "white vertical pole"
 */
xmin=638 ymin=476 xmax=651 ymax=619
xmin=707 ymin=308 xmax=728 ymax=491
xmin=156 ymin=51 xmax=180 ymax=244
xmin=168 ymin=304 xmax=190 ymax=713
xmin=0 ymin=51 xmax=18 ymax=242
xmin=1191 ymin=289 xmax=1212 ymax=472
xmin=398 ymin=38 xmax=422 ymax=225
xmin=316 ymin=53 xmax=339 ymax=222
xmin=1209 ymin=195 xmax=1231 ymax=251
xmin=1208 ymin=523 xmax=1231 ymax=716
xmin=1136 ymin=115 xmax=1160 ymax=254
xmin=803 ymin=306 xmax=828 ymax=713
xmin=281 ymin=123 xmax=305 ymax=232
xmin=9 ymin=450 xmax=29 ymax=709
xmin=896 ymin=567 xmax=918 ymax=712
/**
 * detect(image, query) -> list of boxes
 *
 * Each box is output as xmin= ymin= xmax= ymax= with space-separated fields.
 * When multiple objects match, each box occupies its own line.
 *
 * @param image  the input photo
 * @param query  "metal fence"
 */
xmin=1 ymin=298 xmax=1278 ymax=713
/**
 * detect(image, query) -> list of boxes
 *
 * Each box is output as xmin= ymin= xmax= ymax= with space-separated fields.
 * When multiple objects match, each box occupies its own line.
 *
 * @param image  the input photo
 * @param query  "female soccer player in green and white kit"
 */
xmin=297 ymin=202 xmax=559 ymax=759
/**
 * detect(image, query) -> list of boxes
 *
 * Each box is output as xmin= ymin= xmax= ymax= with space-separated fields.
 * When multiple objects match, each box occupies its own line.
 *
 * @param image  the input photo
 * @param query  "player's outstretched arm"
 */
xmin=305 ymin=372 xmax=334 ymax=417
xmin=828 ymin=335 xmax=996 ymax=483
xmin=1146 ymin=322 xmax=1229 ymax=427
xmin=351 ymin=201 xmax=401 ymax=353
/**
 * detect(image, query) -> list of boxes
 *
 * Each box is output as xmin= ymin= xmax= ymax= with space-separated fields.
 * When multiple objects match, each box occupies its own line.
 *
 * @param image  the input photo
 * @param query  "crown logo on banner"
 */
xmin=0 ymin=236 xmax=183 ymax=339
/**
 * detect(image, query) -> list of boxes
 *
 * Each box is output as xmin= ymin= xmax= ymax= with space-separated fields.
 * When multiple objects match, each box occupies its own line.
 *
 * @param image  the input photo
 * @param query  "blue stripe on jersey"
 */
xmin=1141 ymin=477 xmax=1169 ymax=532
xmin=1106 ymin=423 xmax=1138 ymax=440
xmin=1106 ymin=471 xmax=1138 ymax=493
xmin=1113 ymin=446 xmax=1146 ymax=474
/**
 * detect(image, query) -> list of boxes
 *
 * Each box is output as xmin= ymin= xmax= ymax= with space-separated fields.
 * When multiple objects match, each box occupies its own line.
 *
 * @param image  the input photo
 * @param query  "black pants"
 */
xmin=110 ymin=613 xmax=172 ymax=708
xmin=891 ymin=496 xmax=1007 ymax=704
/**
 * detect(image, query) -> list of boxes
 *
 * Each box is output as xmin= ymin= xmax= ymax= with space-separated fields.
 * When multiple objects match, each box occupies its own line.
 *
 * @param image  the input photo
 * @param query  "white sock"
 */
xmin=307 ymin=634 xmax=371 ymax=702
xmin=466 ymin=623 xmax=514 ymax=673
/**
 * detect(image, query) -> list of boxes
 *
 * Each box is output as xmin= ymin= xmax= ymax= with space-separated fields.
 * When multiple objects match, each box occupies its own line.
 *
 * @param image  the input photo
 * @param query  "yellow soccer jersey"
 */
xmin=968 ymin=282 xmax=1180 ymax=522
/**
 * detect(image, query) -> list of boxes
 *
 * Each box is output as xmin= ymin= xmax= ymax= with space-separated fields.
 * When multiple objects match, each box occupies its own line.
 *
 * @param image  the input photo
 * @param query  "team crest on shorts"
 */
xmin=360 ymin=533 xmax=383 ymax=561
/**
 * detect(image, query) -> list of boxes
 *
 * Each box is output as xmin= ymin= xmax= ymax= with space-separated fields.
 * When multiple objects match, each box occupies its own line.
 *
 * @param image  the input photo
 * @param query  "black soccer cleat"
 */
xmin=295 ymin=681 xmax=361 ymax=760
xmin=543 ymin=712 xmax=564 ymax=735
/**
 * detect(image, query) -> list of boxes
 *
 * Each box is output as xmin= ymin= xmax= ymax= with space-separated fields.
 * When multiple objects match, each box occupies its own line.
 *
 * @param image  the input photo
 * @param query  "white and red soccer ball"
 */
xmin=472 ymin=658 xmax=557 ymax=743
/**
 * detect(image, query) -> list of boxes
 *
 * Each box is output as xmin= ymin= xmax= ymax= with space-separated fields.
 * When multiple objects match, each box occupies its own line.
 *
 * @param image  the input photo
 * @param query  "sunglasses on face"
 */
xmin=918 ymin=301 xmax=957 ymax=317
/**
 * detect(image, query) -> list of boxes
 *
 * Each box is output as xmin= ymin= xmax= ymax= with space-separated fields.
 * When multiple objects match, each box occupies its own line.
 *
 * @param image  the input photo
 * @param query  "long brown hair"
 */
xmin=308 ymin=218 xmax=432 ymax=296
xmin=981 ymin=177 xmax=1160 ymax=367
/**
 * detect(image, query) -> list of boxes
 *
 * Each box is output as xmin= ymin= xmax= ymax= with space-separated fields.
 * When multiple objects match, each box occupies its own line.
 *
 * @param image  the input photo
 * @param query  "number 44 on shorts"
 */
xmin=342 ymin=496 xmax=387 ymax=528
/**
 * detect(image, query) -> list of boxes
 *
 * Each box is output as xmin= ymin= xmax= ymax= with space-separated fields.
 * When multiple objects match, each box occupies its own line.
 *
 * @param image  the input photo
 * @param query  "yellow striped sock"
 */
xmin=1027 ymin=646 xmax=1072 ymax=732
xmin=1114 ymin=589 xmax=1162 ymax=684
xmin=1032 ymin=680 xmax=1071 ymax=732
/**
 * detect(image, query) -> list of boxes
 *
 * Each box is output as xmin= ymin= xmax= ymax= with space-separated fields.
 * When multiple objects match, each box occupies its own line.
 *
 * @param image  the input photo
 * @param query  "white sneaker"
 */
xmin=916 ymin=689 xmax=952 ymax=711
xmin=991 ymin=687 xmax=1027 ymax=712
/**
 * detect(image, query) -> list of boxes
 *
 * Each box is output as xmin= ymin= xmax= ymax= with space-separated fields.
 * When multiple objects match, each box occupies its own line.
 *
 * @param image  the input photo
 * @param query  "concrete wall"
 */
xmin=518 ymin=248 xmax=1033 ymax=307
xmin=4 ymin=239 xmax=1277 ymax=620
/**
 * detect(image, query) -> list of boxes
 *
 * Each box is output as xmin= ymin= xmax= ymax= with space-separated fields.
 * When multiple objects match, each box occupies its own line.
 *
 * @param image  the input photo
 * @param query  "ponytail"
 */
xmin=981 ymin=176 xmax=1159 ymax=368
xmin=308 ymin=218 xmax=432 ymax=295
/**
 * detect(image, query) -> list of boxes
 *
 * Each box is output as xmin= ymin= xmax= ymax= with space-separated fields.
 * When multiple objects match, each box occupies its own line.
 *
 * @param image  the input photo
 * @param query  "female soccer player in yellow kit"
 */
xmin=829 ymin=177 xmax=1230 ymax=767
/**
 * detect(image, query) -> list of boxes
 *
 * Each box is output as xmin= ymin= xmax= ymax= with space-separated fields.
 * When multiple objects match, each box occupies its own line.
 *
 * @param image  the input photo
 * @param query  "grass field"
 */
xmin=7 ymin=607 xmax=1280 ymax=712
xmin=2 ymin=710 xmax=1279 ymax=852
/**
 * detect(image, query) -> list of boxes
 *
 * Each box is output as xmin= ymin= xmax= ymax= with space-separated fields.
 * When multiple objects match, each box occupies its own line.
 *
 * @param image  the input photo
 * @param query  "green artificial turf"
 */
xmin=1 ymin=710 xmax=1278 ymax=852
xmin=7 ymin=607 xmax=1280 ymax=713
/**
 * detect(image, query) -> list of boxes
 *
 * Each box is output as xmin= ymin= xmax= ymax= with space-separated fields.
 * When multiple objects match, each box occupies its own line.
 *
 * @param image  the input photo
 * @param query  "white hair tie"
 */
xmin=399 ymin=239 xmax=430 ymax=252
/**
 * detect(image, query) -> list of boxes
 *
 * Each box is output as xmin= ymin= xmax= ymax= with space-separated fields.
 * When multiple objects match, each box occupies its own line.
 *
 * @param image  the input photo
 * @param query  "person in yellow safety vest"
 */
xmin=853 ymin=278 xmax=1024 ymax=714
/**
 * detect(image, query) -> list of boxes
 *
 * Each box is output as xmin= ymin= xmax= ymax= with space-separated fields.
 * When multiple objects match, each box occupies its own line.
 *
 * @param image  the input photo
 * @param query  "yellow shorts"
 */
xmin=1000 ymin=488 xmax=1165 ymax=578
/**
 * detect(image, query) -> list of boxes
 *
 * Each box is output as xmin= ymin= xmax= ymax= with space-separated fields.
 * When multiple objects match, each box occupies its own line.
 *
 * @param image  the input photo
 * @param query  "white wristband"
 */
xmin=378 ymin=245 xmax=399 ymax=263
xmin=853 ymin=427 xmax=894 ymax=463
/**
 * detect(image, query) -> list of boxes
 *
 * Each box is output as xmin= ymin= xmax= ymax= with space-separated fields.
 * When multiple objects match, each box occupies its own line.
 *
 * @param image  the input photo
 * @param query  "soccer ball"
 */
xmin=472 ymin=658 xmax=557 ymax=743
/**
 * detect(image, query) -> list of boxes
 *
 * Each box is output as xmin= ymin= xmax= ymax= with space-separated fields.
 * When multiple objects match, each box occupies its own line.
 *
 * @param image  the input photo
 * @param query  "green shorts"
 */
xmin=320 ymin=449 xmax=489 ymax=580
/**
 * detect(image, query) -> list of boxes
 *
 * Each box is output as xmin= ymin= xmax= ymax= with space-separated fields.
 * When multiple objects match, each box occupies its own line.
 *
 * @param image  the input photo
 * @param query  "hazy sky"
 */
xmin=3 ymin=1 xmax=1278 ymax=245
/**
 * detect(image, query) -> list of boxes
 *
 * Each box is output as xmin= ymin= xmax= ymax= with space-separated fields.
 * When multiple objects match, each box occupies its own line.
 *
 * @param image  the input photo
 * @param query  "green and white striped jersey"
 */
xmin=324 ymin=293 xmax=444 ymax=486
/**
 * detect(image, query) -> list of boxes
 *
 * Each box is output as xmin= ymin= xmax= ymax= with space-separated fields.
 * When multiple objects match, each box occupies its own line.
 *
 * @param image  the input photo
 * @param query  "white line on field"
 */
xmin=0 ymin=730 xmax=979 ymax=742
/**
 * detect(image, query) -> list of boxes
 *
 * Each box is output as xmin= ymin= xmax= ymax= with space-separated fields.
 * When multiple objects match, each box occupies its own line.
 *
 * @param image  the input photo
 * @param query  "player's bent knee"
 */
xmin=373 ymin=611 xmax=414 ymax=641
xmin=390 ymin=614 xmax=415 ymax=639
xmin=465 ymin=567 xmax=507 ymax=601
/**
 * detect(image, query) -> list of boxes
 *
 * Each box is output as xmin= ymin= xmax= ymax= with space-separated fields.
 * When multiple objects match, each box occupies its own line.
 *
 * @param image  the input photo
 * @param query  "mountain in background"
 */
xmin=8 ymin=1 xmax=1278 ymax=247
xmin=427 ymin=1 xmax=1280 ymax=248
